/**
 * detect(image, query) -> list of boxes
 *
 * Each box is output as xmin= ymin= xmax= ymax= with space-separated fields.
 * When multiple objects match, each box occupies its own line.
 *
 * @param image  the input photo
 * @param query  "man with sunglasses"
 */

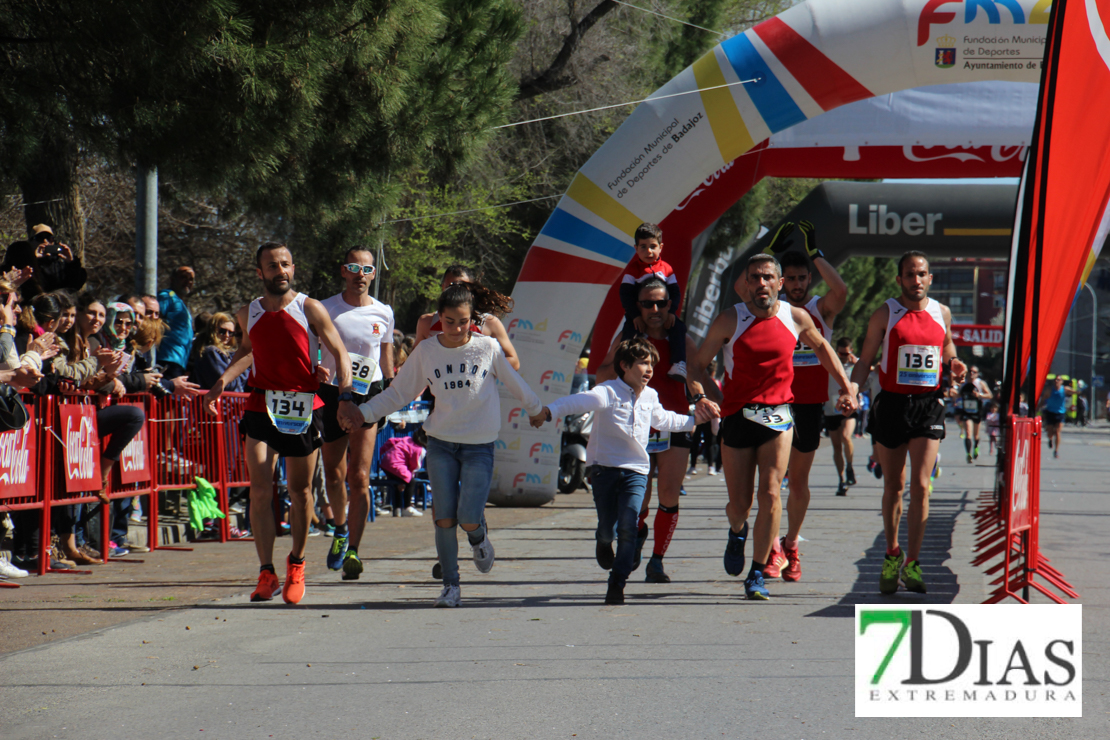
xmin=760 ymin=223 xmax=849 ymax=582
xmin=317 ymin=247 xmax=395 ymax=580
xmin=595 ymin=278 xmax=720 ymax=584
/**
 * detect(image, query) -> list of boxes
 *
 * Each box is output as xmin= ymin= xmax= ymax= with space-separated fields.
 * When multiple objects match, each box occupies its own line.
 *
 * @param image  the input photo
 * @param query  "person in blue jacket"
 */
xmin=158 ymin=266 xmax=195 ymax=378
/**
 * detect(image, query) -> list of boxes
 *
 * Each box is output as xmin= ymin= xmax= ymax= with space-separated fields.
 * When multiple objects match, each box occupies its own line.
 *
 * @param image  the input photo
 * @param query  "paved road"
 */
xmin=2 ymin=421 xmax=1106 ymax=739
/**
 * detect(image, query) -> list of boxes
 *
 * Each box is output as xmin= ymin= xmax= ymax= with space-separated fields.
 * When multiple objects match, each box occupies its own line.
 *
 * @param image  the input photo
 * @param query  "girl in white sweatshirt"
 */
xmin=359 ymin=283 xmax=542 ymax=608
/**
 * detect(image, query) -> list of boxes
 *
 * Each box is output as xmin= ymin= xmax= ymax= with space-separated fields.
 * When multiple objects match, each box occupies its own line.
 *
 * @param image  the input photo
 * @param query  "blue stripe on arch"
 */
xmin=719 ymin=33 xmax=807 ymax=134
xmin=539 ymin=208 xmax=635 ymax=264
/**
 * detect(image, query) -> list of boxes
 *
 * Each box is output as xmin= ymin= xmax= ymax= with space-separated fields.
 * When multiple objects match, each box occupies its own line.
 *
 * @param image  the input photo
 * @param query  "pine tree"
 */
xmin=0 ymin=1 xmax=521 ymax=258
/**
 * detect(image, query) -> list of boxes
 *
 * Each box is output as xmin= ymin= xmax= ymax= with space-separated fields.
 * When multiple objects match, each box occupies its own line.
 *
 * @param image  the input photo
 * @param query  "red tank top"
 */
xmin=721 ymin=303 xmax=799 ymax=415
xmin=790 ymin=295 xmax=833 ymax=405
xmin=244 ymin=292 xmax=324 ymax=412
xmin=878 ymin=298 xmax=947 ymax=395
xmin=646 ymin=334 xmax=688 ymax=414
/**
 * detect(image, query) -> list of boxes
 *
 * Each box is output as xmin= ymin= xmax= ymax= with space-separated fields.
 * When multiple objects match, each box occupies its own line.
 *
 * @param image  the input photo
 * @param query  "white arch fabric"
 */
xmin=492 ymin=0 xmax=1050 ymax=504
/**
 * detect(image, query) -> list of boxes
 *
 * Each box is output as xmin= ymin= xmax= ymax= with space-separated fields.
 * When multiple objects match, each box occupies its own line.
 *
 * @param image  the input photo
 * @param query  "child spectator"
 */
xmin=379 ymin=428 xmax=428 ymax=517
xmin=618 ymin=223 xmax=687 ymax=380
xmin=986 ymin=401 xmax=1001 ymax=455
xmin=530 ymin=337 xmax=715 ymax=605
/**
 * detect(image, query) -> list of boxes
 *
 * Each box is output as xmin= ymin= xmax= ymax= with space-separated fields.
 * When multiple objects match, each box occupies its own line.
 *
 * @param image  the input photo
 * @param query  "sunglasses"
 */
xmin=638 ymin=299 xmax=669 ymax=309
xmin=115 ymin=319 xmax=133 ymax=327
xmin=217 ymin=328 xmax=235 ymax=337
xmin=343 ymin=263 xmax=375 ymax=275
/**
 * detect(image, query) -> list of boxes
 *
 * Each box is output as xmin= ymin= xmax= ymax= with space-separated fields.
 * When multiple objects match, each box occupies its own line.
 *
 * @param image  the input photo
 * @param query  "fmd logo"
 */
xmin=540 ymin=370 xmax=567 ymax=391
xmin=558 ymin=329 xmax=583 ymax=350
xmin=513 ymin=472 xmax=543 ymax=489
xmin=507 ymin=408 xmax=527 ymax=428
xmin=917 ymin=0 xmax=1051 ymax=46
xmin=856 ymin=605 xmax=1081 ymax=717
xmin=529 ymin=442 xmax=556 ymax=462
xmin=507 ymin=317 xmax=549 ymax=344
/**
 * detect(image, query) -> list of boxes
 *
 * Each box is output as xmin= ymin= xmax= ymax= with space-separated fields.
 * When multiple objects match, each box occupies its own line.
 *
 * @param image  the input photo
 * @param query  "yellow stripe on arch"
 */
xmin=566 ymin=173 xmax=645 ymax=237
xmin=692 ymin=50 xmax=755 ymax=164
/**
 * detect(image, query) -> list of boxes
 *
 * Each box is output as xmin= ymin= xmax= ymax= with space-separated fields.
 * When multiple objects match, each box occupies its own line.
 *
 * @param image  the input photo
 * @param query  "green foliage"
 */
xmin=370 ymin=170 xmax=532 ymax=329
xmin=816 ymin=256 xmax=901 ymax=350
xmin=0 ymin=0 xmax=523 ymax=259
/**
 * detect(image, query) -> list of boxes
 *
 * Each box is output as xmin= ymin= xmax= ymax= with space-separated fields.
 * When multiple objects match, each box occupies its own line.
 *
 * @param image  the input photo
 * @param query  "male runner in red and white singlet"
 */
xmin=766 ymin=223 xmax=848 ymax=582
xmin=204 ymin=242 xmax=362 ymax=605
xmin=595 ymin=278 xmax=718 ymax=584
xmin=850 ymin=250 xmax=965 ymax=596
xmin=691 ymin=254 xmax=856 ymax=600
xmin=414 ymin=264 xmax=519 ymax=370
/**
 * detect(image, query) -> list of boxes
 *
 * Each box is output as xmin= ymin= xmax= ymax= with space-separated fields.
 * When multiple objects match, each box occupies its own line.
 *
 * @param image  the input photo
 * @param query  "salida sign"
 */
xmin=57 ymin=404 xmax=101 ymax=493
xmin=856 ymin=605 xmax=1081 ymax=717
xmin=952 ymin=323 xmax=1005 ymax=347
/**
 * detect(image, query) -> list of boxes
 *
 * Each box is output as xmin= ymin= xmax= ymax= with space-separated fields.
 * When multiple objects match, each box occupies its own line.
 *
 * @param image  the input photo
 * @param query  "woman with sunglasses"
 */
xmin=191 ymin=312 xmax=247 ymax=392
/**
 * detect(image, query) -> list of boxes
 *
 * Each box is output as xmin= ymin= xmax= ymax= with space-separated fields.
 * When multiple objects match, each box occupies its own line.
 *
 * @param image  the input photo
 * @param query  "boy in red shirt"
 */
xmin=618 ymin=223 xmax=687 ymax=380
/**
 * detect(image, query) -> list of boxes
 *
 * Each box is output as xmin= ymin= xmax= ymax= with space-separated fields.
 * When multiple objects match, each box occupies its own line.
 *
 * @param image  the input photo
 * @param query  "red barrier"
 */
xmin=0 ymin=390 xmax=256 ymax=579
xmin=0 ymin=394 xmax=44 ymax=587
xmin=979 ymin=416 xmax=1079 ymax=604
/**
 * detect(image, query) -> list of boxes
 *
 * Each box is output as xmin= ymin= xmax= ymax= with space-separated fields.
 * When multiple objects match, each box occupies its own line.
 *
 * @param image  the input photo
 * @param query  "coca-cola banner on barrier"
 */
xmin=116 ymin=401 xmax=151 ymax=484
xmin=58 ymin=403 xmax=101 ymax=493
xmin=0 ymin=416 xmax=36 ymax=501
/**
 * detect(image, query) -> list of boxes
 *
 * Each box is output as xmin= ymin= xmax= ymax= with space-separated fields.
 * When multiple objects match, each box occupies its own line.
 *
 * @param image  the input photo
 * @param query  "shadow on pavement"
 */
xmin=806 ymin=489 xmax=972 ymax=618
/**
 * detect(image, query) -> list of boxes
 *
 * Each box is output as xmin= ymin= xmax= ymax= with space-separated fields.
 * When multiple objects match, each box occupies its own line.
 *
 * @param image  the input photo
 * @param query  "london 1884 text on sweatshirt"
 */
xmin=359 ymin=334 xmax=542 ymax=445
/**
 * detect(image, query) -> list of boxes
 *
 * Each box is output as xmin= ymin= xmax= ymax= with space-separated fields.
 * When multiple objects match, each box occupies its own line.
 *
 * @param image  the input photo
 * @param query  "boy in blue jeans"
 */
xmin=531 ymin=337 xmax=717 ymax=604
xmin=619 ymin=223 xmax=688 ymax=380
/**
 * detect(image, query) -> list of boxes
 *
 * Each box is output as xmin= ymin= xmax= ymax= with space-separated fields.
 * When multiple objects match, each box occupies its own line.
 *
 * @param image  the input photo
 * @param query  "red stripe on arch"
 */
xmin=517 ymin=246 xmax=624 ymax=285
xmin=753 ymin=17 xmax=874 ymax=111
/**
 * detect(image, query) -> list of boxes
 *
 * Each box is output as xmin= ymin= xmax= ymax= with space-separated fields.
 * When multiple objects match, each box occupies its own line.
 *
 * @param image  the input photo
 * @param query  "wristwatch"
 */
xmin=692 ymin=393 xmax=707 ymax=403
xmin=338 ymin=391 xmax=354 ymax=402
xmin=811 ymin=249 xmax=826 ymax=261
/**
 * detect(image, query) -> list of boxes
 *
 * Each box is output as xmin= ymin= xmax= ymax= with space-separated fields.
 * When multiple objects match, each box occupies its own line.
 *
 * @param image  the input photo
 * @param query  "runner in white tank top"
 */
xmin=316 ymin=247 xmax=397 ymax=581
xmin=204 ymin=242 xmax=363 ymax=606
xmin=690 ymin=252 xmax=856 ymax=602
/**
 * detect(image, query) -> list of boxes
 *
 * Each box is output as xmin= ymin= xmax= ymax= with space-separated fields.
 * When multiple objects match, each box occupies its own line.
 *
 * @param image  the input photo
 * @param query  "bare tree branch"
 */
xmin=517 ymin=1 xmax=618 ymax=100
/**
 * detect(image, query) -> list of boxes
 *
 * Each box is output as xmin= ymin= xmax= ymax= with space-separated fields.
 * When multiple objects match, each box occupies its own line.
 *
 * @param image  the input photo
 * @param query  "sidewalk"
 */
xmin=1 ymin=422 xmax=1104 ymax=739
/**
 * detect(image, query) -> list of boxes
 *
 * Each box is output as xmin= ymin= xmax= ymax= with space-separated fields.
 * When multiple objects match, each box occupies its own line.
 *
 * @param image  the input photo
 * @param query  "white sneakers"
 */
xmin=667 ymin=361 xmax=688 ymax=381
xmin=472 ymin=534 xmax=495 ymax=573
xmin=434 ymin=584 xmax=461 ymax=608
xmin=402 ymin=506 xmax=423 ymax=517
xmin=0 ymin=556 xmax=29 ymax=579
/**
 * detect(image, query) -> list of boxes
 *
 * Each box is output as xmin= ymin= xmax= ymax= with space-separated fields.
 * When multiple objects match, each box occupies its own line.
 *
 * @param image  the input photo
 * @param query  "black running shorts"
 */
xmin=868 ymin=390 xmax=946 ymax=450
xmin=1041 ymin=409 xmax=1065 ymax=427
xmin=239 ymin=409 xmax=323 ymax=458
xmin=790 ymin=403 xmax=824 ymax=454
xmin=720 ymin=411 xmax=784 ymax=450
xmin=824 ymin=412 xmax=858 ymax=433
xmin=315 ymin=382 xmax=384 ymax=444
xmin=669 ymin=432 xmax=692 ymax=448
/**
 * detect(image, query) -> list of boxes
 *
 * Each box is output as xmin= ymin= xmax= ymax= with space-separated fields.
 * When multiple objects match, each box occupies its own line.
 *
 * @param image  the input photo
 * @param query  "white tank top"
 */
xmin=318 ymin=293 xmax=395 ymax=384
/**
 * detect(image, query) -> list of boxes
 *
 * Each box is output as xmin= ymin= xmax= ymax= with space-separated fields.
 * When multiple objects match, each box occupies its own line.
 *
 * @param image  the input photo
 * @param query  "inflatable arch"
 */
xmin=491 ymin=0 xmax=1050 ymax=505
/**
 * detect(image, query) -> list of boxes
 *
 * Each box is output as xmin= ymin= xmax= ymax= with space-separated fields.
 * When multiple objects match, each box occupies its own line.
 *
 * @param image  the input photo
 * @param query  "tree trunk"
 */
xmin=16 ymin=130 xmax=85 ymax=259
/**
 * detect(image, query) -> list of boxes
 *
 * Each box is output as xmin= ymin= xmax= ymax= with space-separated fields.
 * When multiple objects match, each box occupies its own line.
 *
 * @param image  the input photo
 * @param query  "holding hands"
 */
xmin=529 ymin=407 xmax=551 ymax=428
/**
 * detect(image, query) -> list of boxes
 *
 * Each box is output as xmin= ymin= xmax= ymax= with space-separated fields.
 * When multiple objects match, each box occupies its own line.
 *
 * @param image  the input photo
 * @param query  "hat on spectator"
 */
xmin=31 ymin=224 xmax=54 ymax=241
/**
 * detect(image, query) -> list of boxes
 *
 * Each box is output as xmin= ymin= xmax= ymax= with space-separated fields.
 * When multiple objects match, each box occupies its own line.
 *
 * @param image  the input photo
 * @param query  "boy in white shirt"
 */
xmin=531 ymin=337 xmax=717 ymax=605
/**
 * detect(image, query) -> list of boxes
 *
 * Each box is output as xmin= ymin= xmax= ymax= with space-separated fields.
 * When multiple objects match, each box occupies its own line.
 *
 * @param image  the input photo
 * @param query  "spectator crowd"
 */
xmin=0 ymin=228 xmax=429 ymax=581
